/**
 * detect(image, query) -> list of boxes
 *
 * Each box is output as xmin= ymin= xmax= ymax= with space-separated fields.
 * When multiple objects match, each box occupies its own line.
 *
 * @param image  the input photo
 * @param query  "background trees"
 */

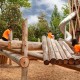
xmin=0 ymin=0 xmax=30 ymax=39
xmin=0 ymin=1 xmax=69 ymax=41
xmin=50 ymin=5 xmax=63 ymax=39
xmin=28 ymin=13 xmax=49 ymax=41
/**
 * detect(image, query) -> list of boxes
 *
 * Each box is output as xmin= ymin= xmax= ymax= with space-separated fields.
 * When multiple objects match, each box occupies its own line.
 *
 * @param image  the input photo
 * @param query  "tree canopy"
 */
xmin=0 ymin=0 xmax=30 ymax=39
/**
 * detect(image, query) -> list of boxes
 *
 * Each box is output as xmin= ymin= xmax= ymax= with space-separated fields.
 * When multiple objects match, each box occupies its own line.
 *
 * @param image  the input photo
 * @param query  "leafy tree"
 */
xmin=0 ymin=0 xmax=30 ymax=13
xmin=28 ymin=25 xmax=37 ymax=41
xmin=35 ymin=13 xmax=49 ymax=40
xmin=62 ymin=4 xmax=69 ymax=18
xmin=62 ymin=4 xmax=70 ymax=32
xmin=28 ymin=13 xmax=49 ymax=41
xmin=50 ymin=5 xmax=63 ymax=39
xmin=0 ymin=0 xmax=30 ymax=39
xmin=1 ymin=4 xmax=21 ymax=25
xmin=0 ymin=19 xmax=7 ymax=38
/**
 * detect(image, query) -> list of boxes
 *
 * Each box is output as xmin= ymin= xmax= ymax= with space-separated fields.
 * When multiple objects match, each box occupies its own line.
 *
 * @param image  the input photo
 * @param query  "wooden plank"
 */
xmin=59 ymin=41 xmax=74 ymax=65
xmin=42 ymin=36 xmax=49 ymax=65
xmin=55 ymin=40 xmax=68 ymax=64
xmin=47 ymin=37 xmax=56 ymax=64
xmin=51 ymin=39 xmax=63 ymax=65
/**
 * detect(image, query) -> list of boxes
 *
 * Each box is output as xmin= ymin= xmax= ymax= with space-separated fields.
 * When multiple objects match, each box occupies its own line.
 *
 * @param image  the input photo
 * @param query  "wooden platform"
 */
xmin=42 ymin=36 xmax=80 ymax=65
xmin=0 ymin=37 xmax=80 ymax=71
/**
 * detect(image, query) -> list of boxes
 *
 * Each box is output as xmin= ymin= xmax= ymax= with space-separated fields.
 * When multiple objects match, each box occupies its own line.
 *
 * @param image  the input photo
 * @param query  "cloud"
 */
xmin=28 ymin=15 xmax=39 ymax=24
xmin=20 ymin=0 xmax=67 ymax=24
xmin=36 ymin=0 xmax=66 ymax=11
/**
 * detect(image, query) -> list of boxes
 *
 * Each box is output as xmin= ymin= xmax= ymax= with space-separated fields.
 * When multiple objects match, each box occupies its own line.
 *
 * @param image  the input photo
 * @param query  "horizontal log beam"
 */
xmin=0 ymin=51 xmax=29 ymax=67
xmin=0 ymin=40 xmax=42 ymax=50
xmin=0 ymin=51 xmax=43 ymax=60
xmin=28 ymin=52 xmax=43 ymax=60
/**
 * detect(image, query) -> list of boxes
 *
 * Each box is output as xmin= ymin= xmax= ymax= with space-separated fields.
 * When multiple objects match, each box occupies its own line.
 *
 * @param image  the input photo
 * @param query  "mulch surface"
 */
xmin=0 ymin=60 xmax=80 ymax=80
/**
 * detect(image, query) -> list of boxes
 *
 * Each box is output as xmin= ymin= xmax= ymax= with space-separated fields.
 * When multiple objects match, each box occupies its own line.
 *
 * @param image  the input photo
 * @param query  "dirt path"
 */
xmin=0 ymin=60 xmax=80 ymax=80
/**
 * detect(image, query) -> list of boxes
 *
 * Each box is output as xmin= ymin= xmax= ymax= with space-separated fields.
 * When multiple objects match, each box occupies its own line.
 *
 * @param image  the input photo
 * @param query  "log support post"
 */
xmin=8 ymin=30 xmax=13 ymax=65
xmin=21 ymin=19 xmax=29 ymax=80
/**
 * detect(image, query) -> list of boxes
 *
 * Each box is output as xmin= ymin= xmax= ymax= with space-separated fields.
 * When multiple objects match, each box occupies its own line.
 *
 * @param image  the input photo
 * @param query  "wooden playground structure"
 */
xmin=0 ymin=0 xmax=80 ymax=80
xmin=68 ymin=0 xmax=80 ymax=40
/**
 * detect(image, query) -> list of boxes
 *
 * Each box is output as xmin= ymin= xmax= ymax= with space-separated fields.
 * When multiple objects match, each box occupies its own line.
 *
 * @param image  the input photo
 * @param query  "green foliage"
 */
xmin=1 ymin=4 xmax=22 ymax=25
xmin=62 ymin=4 xmax=69 ymax=18
xmin=13 ymin=25 xmax=22 ymax=40
xmin=36 ymin=13 xmax=49 ymax=40
xmin=7 ymin=0 xmax=31 ymax=7
xmin=62 ymin=4 xmax=69 ymax=31
xmin=0 ymin=0 xmax=31 ymax=40
xmin=0 ymin=19 xmax=7 ymax=38
xmin=50 ymin=5 xmax=63 ymax=39
xmin=28 ymin=25 xmax=37 ymax=41
xmin=0 ymin=0 xmax=30 ymax=13
xmin=28 ymin=13 xmax=49 ymax=41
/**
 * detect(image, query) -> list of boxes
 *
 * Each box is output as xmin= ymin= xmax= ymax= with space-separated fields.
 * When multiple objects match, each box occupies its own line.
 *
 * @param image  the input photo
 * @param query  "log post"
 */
xmin=42 ymin=36 xmax=49 ymax=65
xmin=21 ymin=19 xmax=29 ymax=80
xmin=8 ymin=30 xmax=13 ymax=65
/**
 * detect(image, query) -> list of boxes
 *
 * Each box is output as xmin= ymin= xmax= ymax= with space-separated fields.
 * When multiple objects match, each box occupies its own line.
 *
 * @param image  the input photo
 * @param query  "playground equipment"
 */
xmin=59 ymin=0 xmax=80 ymax=42
xmin=0 ymin=0 xmax=80 ymax=80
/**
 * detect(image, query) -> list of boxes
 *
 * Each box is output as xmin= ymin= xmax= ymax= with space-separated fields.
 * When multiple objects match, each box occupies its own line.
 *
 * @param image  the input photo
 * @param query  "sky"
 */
xmin=20 ymin=0 xmax=68 ymax=25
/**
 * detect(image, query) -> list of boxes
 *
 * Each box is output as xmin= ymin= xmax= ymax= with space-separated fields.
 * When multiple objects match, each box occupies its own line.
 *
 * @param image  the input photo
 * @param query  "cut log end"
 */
xmin=64 ymin=59 xmax=69 ymax=64
xmin=74 ymin=59 xmax=80 ymax=65
xmin=69 ymin=58 xmax=74 ymax=65
xmin=56 ymin=59 xmax=63 ymax=65
xmin=20 ymin=57 xmax=29 ymax=67
xmin=44 ymin=60 xmax=49 ymax=65
xmin=50 ymin=58 xmax=56 ymax=64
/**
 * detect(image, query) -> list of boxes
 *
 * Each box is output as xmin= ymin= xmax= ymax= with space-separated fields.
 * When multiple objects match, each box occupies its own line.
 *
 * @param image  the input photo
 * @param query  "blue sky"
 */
xmin=20 ymin=0 xmax=67 ymax=25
